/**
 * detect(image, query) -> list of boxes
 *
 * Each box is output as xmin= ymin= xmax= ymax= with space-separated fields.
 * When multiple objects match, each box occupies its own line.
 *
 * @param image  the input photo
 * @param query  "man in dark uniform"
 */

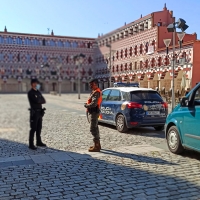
xmin=84 ymin=78 xmax=102 ymax=152
xmin=28 ymin=78 xmax=46 ymax=150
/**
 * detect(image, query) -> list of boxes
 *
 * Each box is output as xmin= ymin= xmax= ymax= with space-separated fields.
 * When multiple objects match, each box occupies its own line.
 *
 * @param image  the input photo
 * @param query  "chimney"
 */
xmin=51 ymin=30 xmax=54 ymax=36
xmin=4 ymin=26 xmax=7 ymax=32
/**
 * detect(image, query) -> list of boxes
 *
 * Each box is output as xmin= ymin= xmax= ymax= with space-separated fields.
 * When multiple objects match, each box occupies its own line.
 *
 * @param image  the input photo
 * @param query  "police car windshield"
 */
xmin=130 ymin=91 xmax=162 ymax=101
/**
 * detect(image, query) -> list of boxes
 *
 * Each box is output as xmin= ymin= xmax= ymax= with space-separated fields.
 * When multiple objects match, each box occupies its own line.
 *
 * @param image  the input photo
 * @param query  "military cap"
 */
xmin=31 ymin=78 xmax=40 ymax=84
xmin=89 ymin=78 xmax=98 ymax=84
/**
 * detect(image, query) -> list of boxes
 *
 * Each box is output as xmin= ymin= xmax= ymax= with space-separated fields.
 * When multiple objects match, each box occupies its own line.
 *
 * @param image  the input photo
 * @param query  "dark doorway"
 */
xmin=52 ymin=83 xmax=56 ymax=91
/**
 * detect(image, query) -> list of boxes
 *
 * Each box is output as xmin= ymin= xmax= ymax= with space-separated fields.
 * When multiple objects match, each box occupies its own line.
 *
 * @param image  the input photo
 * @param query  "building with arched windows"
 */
xmin=0 ymin=4 xmax=200 ymax=94
xmin=95 ymin=4 xmax=200 ymax=95
xmin=0 ymin=29 xmax=95 ymax=93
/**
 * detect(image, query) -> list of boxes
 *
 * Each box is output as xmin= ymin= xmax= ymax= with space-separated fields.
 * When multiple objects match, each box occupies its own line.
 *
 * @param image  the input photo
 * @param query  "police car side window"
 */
xmin=121 ymin=91 xmax=128 ymax=101
xmin=107 ymin=90 xmax=121 ymax=101
xmin=102 ymin=90 xmax=111 ymax=101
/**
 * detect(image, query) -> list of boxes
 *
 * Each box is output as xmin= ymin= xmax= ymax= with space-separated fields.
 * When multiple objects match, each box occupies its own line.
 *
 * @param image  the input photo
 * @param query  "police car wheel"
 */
xmin=116 ymin=114 xmax=128 ymax=133
xmin=167 ymin=126 xmax=184 ymax=154
xmin=154 ymin=126 xmax=164 ymax=131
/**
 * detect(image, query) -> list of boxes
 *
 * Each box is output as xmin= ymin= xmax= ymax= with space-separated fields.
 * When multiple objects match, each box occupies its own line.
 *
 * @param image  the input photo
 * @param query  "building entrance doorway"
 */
xmin=52 ymin=82 xmax=57 ymax=91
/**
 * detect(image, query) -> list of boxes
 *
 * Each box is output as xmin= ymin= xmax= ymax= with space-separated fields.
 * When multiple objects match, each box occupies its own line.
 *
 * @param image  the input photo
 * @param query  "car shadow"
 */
xmin=98 ymin=122 xmax=165 ymax=138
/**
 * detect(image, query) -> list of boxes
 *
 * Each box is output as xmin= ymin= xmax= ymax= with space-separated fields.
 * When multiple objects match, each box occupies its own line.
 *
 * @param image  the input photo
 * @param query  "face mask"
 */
xmin=36 ymin=84 xmax=41 ymax=90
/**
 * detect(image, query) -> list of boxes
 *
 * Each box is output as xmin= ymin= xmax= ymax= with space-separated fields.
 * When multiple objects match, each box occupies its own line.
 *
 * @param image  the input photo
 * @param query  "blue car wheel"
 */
xmin=167 ymin=126 xmax=184 ymax=154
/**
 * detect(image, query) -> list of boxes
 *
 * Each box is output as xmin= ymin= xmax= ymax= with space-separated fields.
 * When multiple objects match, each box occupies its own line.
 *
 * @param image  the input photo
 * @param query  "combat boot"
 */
xmin=89 ymin=142 xmax=101 ymax=150
xmin=88 ymin=140 xmax=101 ymax=152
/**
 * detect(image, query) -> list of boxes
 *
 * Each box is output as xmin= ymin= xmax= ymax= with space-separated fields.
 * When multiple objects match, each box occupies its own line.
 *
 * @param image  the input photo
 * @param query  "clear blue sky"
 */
xmin=0 ymin=0 xmax=199 ymax=39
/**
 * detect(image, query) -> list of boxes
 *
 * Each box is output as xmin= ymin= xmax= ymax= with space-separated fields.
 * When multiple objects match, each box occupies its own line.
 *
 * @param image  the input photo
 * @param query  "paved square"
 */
xmin=0 ymin=94 xmax=199 ymax=200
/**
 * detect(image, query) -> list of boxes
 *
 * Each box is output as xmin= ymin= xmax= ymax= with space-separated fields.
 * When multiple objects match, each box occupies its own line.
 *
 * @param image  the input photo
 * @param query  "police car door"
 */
xmin=100 ymin=89 xmax=111 ymax=121
xmin=105 ymin=89 xmax=122 ymax=123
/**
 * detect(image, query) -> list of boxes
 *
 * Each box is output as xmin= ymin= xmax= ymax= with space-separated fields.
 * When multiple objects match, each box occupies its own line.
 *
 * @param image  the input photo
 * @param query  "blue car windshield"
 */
xmin=130 ymin=91 xmax=162 ymax=101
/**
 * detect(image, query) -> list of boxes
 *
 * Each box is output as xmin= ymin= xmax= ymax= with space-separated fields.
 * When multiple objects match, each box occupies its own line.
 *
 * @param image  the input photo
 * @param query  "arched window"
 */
xmin=65 ymin=41 xmax=71 ymax=48
xmin=140 ymin=44 xmax=143 ymax=54
xmin=129 ymin=47 xmax=133 ymax=56
xmin=134 ymin=45 xmax=137 ymax=55
xmin=145 ymin=60 xmax=148 ymax=68
xmin=33 ymin=39 xmax=39 ymax=46
xmin=0 ymin=36 xmax=3 ymax=44
xmin=58 ymin=40 xmax=64 ymax=47
xmin=120 ymin=50 xmax=123 ymax=58
xmin=7 ymin=37 xmax=13 ymax=44
xmin=26 ymin=54 xmax=30 ymax=62
xmin=42 ymin=39 xmax=46 ymax=46
xmin=24 ymin=38 xmax=31 ymax=45
xmin=88 ymin=56 xmax=92 ymax=64
xmin=43 ymin=54 xmax=47 ymax=62
xmin=151 ymin=58 xmax=155 ymax=67
xmin=50 ymin=40 xmax=55 ymax=46
xmin=129 ymin=62 xmax=132 ymax=70
xmin=145 ymin=42 xmax=149 ymax=53
xmin=9 ymin=52 xmax=13 ymax=61
xmin=140 ymin=61 xmax=143 ymax=69
xmin=0 ymin=51 xmax=4 ymax=61
xmin=73 ymin=41 xmax=78 ymax=48
xmin=116 ymin=51 xmax=119 ymax=59
xmin=125 ymin=48 xmax=128 ymax=57
xmin=158 ymin=57 xmax=161 ymax=67
xmin=16 ymin=38 xmax=22 ymax=45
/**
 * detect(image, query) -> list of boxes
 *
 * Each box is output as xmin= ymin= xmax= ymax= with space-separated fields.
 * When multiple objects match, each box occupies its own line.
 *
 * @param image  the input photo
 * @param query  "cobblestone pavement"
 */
xmin=0 ymin=94 xmax=200 ymax=200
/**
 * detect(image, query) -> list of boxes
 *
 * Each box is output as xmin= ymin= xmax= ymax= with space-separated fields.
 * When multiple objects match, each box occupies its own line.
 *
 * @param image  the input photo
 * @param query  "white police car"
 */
xmin=87 ymin=86 xmax=168 ymax=133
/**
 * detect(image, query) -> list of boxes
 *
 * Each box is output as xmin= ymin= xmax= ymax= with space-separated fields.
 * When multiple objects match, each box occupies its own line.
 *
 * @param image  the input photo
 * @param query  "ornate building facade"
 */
xmin=0 ymin=4 xmax=200 ymax=94
xmin=95 ymin=4 xmax=200 ymax=94
xmin=0 ymin=29 xmax=95 ymax=93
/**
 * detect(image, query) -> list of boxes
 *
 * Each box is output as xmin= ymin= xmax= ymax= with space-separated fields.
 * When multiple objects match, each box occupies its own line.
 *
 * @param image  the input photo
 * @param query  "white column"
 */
xmin=148 ymin=80 xmax=150 ymax=88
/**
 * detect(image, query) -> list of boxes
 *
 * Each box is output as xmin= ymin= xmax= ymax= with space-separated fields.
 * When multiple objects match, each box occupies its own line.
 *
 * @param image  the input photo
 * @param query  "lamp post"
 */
xmin=73 ymin=53 xmax=85 ymax=99
xmin=106 ymin=44 xmax=112 ymax=87
xmin=163 ymin=18 xmax=188 ymax=110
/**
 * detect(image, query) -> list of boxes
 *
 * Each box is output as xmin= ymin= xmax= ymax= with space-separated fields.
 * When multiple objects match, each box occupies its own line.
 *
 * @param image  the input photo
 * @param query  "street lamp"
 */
xmin=73 ymin=53 xmax=85 ymax=99
xmin=163 ymin=18 xmax=188 ymax=110
xmin=106 ymin=44 xmax=112 ymax=87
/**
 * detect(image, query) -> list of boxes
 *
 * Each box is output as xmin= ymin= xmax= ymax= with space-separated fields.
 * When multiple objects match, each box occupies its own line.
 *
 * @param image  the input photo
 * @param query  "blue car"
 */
xmin=165 ymin=82 xmax=200 ymax=154
xmin=87 ymin=87 xmax=168 ymax=132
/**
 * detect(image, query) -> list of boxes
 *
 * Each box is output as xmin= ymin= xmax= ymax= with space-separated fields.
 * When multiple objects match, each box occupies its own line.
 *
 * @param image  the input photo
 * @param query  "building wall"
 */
xmin=0 ymin=31 xmax=96 ymax=93
xmin=192 ymin=41 xmax=200 ymax=87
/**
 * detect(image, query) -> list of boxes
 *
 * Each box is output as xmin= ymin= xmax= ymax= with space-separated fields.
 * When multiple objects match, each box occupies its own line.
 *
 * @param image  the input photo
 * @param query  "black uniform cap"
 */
xmin=31 ymin=78 xmax=40 ymax=84
xmin=89 ymin=78 xmax=98 ymax=84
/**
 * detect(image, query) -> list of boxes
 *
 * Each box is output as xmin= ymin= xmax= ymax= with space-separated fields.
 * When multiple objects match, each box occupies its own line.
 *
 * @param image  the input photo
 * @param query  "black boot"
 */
xmin=29 ymin=145 xmax=37 ymax=150
xmin=36 ymin=141 xmax=47 ymax=147
xmin=29 ymin=139 xmax=37 ymax=150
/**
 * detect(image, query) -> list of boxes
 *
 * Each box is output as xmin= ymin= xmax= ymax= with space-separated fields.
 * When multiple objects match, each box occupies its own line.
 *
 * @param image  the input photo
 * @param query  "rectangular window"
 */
xmin=107 ymin=90 xmax=121 ymax=101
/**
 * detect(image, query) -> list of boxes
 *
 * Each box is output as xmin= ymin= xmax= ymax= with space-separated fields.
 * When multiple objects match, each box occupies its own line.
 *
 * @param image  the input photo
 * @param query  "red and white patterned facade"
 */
xmin=95 ymin=5 xmax=199 ymax=92
xmin=0 ymin=29 xmax=96 ymax=93
xmin=0 ymin=4 xmax=200 ymax=93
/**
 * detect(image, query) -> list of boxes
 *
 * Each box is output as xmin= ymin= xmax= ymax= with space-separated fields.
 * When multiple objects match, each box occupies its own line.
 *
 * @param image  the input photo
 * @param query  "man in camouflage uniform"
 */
xmin=84 ymin=78 xmax=102 ymax=152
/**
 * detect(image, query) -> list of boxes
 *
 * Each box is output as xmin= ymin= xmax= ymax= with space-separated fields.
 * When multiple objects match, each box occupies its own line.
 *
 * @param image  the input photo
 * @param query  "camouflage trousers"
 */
xmin=89 ymin=112 xmax=100 ymax=142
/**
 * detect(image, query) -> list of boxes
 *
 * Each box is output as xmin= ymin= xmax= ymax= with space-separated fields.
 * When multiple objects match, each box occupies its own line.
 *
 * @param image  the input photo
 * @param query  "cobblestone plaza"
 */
xmin=0 ymin=94 xmax=200 ymax=200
